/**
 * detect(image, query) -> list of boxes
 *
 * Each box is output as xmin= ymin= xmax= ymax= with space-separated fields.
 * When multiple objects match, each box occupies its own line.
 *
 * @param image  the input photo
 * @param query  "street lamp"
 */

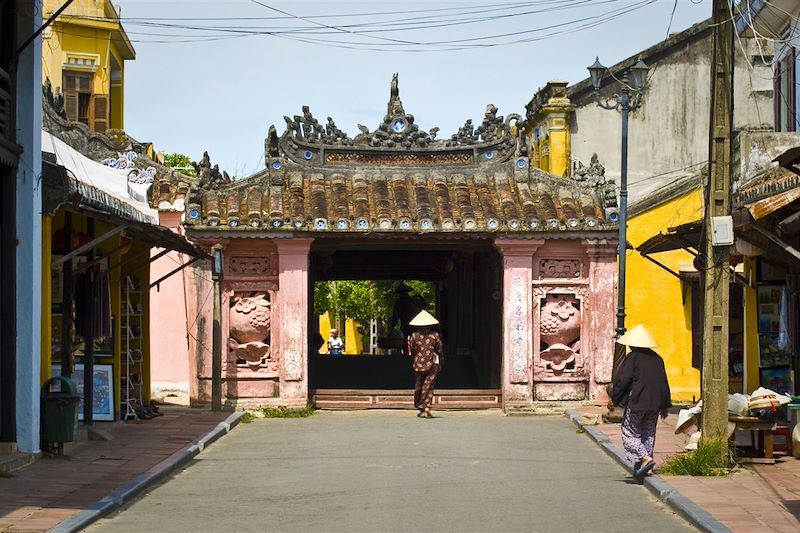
xmin=211 ymin=244 xmax=223 ymax=411
xmin=587 ymin=55 xmax=649 ymax=377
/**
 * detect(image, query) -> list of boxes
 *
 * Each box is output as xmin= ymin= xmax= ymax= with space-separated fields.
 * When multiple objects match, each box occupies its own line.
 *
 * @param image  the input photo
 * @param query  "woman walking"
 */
xmin=407 ymin=310 xmax=443 ymax=418
xmin=608 ymin=324 xmax=671 ymax=479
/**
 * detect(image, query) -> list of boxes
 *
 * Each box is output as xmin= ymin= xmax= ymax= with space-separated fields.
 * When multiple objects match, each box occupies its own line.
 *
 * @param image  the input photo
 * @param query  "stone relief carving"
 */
xmin=101 ymin=151 xmax=157 ymax=185
xmin=573 ymin=153 xmax=618 ymax=208
xmin=43 ymin=78 xmax=66 ymax=119
xmin=283 ymin=106 xmax=352 ymax=147
xmin=228 ymin=292 xmax=271 ymax=369
xmin=539 ymin=294 xmax=581 ymax=374
xmin=279 ymin=75 xmax=519 ymax=156
xmin=284 ymin=350 xmax=303 ymax=381
xmin=194 ymin=151 xmax=231 ymax=189
xmin=509 ymin=275 xmax=528 ymax=384
xmin=227 ymin=256 xmax=274 ymax=277
xmin=539 ymin=259 xmax=582 ymax=279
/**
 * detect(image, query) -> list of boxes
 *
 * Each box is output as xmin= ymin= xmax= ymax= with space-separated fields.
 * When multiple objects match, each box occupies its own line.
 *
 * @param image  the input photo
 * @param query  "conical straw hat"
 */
xmin=617 ymin=324 xmax=659 ymax=348
xmin=409 ymin=310 xmax=439 ymax=326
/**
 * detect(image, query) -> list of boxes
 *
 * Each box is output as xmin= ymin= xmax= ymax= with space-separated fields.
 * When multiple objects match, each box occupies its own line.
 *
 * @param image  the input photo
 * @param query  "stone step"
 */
xmin=505 ymin=401 xmax=601 ymax=416
xmin=0 ymin=452 xmax=39 ymax=474
xmin=313 ymin=389 xmax=503 ymax=410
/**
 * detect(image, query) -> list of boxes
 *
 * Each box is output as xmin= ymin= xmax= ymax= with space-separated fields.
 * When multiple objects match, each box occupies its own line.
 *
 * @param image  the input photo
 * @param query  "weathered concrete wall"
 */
xmin=570 ymin=30 xmax=773 ymax=203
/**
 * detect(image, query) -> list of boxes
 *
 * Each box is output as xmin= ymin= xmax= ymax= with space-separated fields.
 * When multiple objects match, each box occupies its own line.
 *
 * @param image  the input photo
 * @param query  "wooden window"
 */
xmin=62 ymin=71 xmax=109 ymax=133
xmin=774 ymin=49 xmax=797 ymax=132
xmin=90 ymin=94 xmax=109 ymax=133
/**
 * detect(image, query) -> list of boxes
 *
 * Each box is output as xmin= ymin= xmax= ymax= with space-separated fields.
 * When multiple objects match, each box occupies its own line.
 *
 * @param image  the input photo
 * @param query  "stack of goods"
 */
xmin=747 ymin=387 xmax=791 ymax=420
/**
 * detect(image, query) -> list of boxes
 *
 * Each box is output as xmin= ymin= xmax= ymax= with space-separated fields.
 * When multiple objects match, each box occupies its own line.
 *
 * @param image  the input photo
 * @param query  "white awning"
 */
xmin=41 ymin=131 xmax=158 ymax=224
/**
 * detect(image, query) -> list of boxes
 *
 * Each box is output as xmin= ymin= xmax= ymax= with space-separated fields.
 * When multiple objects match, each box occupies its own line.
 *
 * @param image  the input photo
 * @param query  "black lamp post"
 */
xmin=211 ymin=244 xmax=223 ymax=411
xmin=587 ymin=56 xmax=649 ymax=344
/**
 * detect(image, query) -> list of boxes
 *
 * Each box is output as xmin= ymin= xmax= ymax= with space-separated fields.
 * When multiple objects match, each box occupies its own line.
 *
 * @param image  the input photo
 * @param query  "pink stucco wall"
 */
xmin=496 ymin=237 xmax=617 ymax=407
xmin=149 ymin=211 xmax=192 ymax=398
xmin=179 ymin=234 xmax=616 ymax=410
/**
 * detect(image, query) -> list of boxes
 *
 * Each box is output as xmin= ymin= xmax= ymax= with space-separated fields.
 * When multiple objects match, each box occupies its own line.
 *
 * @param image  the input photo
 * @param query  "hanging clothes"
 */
xmin=95 ymin=271 xmax=112 ymax=338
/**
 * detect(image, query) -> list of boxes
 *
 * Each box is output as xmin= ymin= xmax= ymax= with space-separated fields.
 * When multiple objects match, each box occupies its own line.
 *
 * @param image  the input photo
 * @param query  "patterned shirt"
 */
xmin=408 ymin=331 xmax=443 ymax=372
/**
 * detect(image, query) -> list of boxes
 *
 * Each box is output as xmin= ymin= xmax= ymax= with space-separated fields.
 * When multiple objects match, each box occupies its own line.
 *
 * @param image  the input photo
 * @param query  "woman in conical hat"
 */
xmin=607 ymin=324 xmax=672 ymax=480
xmin=407 ymin=310 xmax=443 ymax=418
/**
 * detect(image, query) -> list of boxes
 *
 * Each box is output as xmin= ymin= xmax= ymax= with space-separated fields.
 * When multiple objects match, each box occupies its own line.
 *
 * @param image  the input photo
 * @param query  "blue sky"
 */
xmin=119 ymin=1 xmax=710 ymax=177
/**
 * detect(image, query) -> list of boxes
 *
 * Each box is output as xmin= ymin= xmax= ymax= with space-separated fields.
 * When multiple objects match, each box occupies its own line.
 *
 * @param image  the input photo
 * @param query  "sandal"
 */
xmin=634 ymin=458 xmax=655 ymax=479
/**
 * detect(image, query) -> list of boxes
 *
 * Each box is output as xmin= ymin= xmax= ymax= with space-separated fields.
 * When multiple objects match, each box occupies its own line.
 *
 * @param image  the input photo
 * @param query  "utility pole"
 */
xmin=701 ymin=0 xmax=733 ymax=449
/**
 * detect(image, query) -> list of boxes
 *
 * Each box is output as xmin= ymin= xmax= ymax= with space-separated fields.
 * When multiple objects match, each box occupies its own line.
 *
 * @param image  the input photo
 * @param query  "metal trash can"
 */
xmin=41 ymin=376 xmax=80 ymax=444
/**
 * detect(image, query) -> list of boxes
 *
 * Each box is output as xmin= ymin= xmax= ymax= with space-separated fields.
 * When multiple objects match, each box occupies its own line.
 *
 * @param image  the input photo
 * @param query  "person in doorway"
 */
xmin=607 ymin=324 xmax=672 ymax=480
xmin=327 ymin=329 xmax=344 ymax=356
xmin=407 ymin=310 xmax=443 ymax=418
xmin=390 ymin=284 xmax=427 ymax=354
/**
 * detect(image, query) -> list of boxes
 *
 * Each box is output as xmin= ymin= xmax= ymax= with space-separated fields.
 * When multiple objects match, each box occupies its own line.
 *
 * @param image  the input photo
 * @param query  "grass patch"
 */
xmin=0 ymin=468 xmax=12 ymax=478
xmin=576 ymin=428 xmax=585 ymax=434
xmin=261 ymin=405 xmax=315 ymax=418
xmin=659 ymin=438 xmax=737 ymax=476
xmin=240 ymin=411 xmax=257 ymax=424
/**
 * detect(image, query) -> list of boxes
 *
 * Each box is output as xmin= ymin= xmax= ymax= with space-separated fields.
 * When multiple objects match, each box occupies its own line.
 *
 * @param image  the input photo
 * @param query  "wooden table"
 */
xmin=729 ymin=415 xmax=777 ymax=464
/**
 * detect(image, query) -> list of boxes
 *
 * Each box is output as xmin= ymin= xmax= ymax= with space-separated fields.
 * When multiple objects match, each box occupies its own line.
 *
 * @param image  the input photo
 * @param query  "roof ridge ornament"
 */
xmin=275 ymin=74 xmax=520 ymax=163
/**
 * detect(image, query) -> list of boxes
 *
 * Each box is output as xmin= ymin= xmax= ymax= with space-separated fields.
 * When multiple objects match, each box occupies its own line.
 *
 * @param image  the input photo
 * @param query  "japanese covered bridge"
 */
xmin=154 ymin=78 xmax=619 ymax=410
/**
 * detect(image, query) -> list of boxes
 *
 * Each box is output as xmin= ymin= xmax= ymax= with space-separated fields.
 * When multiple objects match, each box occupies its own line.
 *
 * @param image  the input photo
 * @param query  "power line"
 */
xmin=52 ymin=0 xmax=660 ymax=51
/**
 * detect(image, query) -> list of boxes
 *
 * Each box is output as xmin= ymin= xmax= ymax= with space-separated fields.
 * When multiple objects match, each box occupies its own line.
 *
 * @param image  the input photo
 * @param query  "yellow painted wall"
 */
xmin=43 ymin=211 xmax=141 ymax=419
xmin=318 ymin=312 xmax=364 ymax=355
xmin=42 ymin=0 xmax=133 ymax=130
xmin=626 ymin=189 xmax=704 ymax=402
xmin=743 ymin=258 xmax=759 ymax=393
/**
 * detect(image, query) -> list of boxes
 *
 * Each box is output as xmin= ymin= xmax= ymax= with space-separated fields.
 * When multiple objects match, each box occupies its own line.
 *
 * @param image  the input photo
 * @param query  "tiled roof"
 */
xmin=171 ymin=76 xmax=617 ymax=235
xmin=183 ymin=163 xmax=612 ymax=233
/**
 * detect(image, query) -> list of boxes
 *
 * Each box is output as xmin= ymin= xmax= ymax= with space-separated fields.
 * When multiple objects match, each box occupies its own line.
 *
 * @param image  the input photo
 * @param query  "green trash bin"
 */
xmin=41 ymin=376 xmax=80 ymax=444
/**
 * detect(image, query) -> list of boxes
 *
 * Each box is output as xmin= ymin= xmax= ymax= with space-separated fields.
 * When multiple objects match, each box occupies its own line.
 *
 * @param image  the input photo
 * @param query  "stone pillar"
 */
xmin=495 ymin=238 xmax=544 ymax=409
xmin=275 ymin=238 xmax=313 ymax=407
xmin=15 ymin=1 xmax=43 ymax=453
xmin=584 ymin=238 xmax=618 ymax=400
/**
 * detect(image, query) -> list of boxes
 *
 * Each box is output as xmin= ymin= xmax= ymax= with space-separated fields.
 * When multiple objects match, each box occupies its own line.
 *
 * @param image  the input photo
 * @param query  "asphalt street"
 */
xmin=88 ymin=411 xmax=694 ymax=533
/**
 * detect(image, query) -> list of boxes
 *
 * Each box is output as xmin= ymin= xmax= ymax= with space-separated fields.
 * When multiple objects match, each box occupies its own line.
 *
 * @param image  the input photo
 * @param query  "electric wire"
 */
xmin=50 ymin=0 xmax=660 ymax=51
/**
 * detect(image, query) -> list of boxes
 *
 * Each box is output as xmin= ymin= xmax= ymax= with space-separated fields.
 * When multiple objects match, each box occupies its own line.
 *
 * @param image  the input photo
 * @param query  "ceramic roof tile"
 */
xmin=177 ymin=76 xmax=616 ymax=234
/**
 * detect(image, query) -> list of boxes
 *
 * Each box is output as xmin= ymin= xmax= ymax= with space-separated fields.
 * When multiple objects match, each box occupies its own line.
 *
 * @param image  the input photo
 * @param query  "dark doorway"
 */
xmin=308 ymin=239 xmax=502 ymax=390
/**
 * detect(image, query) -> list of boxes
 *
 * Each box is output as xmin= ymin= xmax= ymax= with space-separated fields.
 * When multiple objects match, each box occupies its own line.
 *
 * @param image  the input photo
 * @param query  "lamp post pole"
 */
xmin=617 ymin=91 xmax=630 ymax=340
xmin=211 ymin=244 xmax=223 ymax=411
xmin=587 ymin=57 xmax=649 ymax=387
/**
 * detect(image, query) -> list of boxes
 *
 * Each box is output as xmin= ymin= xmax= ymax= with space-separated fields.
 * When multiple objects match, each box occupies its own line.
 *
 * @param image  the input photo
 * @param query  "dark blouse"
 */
xmin=408 ymin=330 xmax=443 ymax=372
xmin=611 ymin=348 xmax=672 ymax=411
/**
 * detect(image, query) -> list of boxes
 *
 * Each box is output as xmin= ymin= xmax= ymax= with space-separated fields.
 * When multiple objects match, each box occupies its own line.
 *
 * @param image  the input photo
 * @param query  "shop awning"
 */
xmin=42 ymin=131 xmax=158 ymax=224
xmin=42 ymin=136 xmax=208 ymax=261
xmin=636 ymin=220 xmax=703 ymax=255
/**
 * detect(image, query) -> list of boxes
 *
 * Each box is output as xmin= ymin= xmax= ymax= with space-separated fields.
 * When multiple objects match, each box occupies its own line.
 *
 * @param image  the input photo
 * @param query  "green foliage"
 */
xmin=0 ymin=468 xmax=12 ymax=478
xmin=240 ymin=411 xmax=257 ymax=424
xmin=313 ymin=280 xmax=435 ymax=335
xmin=261 ymin=405 xmax=316 ymax=418
xmin=659 ymin=438 xmax=737 ymax=476
xmin=163 ymin=152 xmax=197 ymax=177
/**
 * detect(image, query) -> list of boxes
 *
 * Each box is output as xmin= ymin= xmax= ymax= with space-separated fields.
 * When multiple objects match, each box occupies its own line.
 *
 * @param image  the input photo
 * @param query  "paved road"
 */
xmin=89 ymin=411 xmax=694 ymax=533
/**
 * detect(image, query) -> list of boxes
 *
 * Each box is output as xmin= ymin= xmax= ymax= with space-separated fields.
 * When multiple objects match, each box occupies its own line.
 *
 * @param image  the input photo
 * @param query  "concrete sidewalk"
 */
xmin=570 ymin=406 xmax=800 ymax=533
xmin=0 ymin=407 xmax=241 ymax=533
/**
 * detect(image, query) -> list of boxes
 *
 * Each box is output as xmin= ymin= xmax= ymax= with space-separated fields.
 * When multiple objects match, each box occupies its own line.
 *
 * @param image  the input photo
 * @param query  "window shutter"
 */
xmin=64 ymin=93 xmax=79 ymax=122
xmin=90 ymin=94 xmax=109 ymax=133
xmin=79 ymin=75 xmax=92 ymax=93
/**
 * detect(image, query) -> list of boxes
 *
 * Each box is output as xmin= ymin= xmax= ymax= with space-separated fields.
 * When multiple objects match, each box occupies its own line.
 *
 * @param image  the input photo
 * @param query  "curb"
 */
xmin=50 ymin=411 xmax=244 ymax=533
xmin=565 ymin=410 xmax=732 ymax=533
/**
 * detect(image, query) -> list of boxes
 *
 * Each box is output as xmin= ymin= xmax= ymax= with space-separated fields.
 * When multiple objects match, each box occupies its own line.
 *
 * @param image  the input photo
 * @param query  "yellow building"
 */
xmin=522 ymin=81 xmax=574 ymax=178
xmin=42 ymin=0 xmax=135 ymax=132
xmin=525 ymin=83 xmax=705 ymax=402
